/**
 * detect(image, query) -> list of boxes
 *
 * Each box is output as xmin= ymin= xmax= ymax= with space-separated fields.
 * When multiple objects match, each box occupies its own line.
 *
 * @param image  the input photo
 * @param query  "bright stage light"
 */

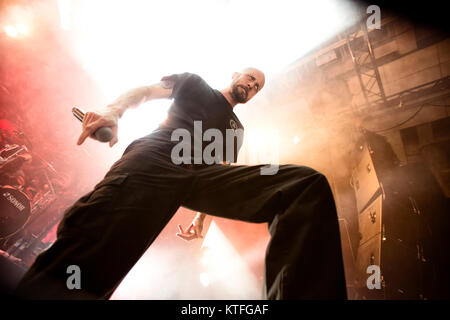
xmin=199 ymin=272 xmax=211 ymax=287
xmin=293 ymin=135 xmax=300 ymax=145
xmin=16 ymin=24 xmax=29 ymax=35
xmin=58 ymin=0 xmax=72 ymax=30
xmin=113 ymin=100 xmax=170 ymax=150
xmin=199 ymin=220 xmax=260 ymax=298
xmin=241 ymin=128 xmax=280 ymax=165
xmin=4 ymin=26 xmax=18 ymax=38
xmin=69 ymin=0 xmax=358 ymax=86
xmin=2 ymin=2 xmax=35 ymax=39
xmin=200 ymin=247 xmax=213 ymax=266
xmin=3 ymin=24 xmax=29 ymax=38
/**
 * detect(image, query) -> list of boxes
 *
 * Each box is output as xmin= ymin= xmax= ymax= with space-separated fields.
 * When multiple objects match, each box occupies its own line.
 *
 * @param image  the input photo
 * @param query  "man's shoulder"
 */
xmin=163 ymin=72 xmax=206 ymax=87
xmin=179 ymin=72 xmax=206 ymax=84
xmin=164 ymin=72 xmax=212 ymax=100
xmin=176 ymin=73 xmax=212 ymax=91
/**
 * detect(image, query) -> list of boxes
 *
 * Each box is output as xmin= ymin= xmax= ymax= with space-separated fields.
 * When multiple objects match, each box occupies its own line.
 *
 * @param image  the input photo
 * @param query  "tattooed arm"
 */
xmin=76 ymin=79 xmax=174 ymax=147
xmin=106 ymin=79 xmax=174 ymax=118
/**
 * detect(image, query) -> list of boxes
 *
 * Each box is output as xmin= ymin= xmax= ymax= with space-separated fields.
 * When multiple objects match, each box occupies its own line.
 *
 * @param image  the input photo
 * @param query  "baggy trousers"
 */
xmin=15 ymin=136 xmax=347 ymax=299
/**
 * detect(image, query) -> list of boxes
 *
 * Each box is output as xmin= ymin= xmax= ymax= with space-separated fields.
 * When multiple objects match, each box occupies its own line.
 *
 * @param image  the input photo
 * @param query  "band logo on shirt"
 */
xmin=229 ymin=119 xmax=238 ymax=131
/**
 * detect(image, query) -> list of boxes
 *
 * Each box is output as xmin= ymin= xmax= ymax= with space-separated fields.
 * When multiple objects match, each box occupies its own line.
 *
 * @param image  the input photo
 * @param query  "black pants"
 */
xmin=15 ymin=136 xmax=347 ymax=299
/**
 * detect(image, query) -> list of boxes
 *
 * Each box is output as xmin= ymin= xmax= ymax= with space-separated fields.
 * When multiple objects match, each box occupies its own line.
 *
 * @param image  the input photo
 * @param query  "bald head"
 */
xmin=228 ymin=67 xmax=265 ymax=105
xmin=240 ymin=67 xmax=265 ymax=89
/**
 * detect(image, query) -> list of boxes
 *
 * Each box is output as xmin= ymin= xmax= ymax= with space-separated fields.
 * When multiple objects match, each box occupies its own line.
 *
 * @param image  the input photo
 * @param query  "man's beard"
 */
xmin=231 ymin=84 xmax=248 ymax=103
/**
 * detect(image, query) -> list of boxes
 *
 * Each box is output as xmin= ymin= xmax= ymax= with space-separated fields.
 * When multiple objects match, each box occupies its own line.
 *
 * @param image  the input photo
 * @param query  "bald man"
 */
xmin=15 ymin=69 xmax=347 ymax=300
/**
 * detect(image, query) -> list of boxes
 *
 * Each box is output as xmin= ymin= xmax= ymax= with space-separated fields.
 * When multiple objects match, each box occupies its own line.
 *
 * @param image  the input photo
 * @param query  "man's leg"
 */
xmin=182 ymin=164 xmax=347 ymax=299
xmin=15 ymin=141 xmax=192 ymax=299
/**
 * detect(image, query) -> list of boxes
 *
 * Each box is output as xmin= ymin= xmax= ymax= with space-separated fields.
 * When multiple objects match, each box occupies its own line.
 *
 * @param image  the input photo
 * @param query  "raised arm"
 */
xmin=76 ymin=79 xmax=174 ymax=147
xmin=107 ymin=79 xmax=174 ymax=118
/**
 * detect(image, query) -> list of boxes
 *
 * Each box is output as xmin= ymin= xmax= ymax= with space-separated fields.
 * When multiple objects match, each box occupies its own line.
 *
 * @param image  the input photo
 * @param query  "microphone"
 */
xmin=72 ymin=107 xmax=114 ymax=143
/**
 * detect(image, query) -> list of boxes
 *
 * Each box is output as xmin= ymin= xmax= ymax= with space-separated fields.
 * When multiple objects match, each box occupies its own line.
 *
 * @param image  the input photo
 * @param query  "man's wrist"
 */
xmin=195 ymin=212 xmax=206 ymax=221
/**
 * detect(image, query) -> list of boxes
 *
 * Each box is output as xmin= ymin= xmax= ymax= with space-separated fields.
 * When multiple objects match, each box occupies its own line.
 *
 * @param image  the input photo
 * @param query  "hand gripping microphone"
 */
xmin=72 ymin=107 xmax=114 ymax=143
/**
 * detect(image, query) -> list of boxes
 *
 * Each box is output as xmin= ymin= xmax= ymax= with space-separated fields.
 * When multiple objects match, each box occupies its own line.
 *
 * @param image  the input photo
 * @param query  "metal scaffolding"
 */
xmin=345 ymin=19 xmax=387 ymax=109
